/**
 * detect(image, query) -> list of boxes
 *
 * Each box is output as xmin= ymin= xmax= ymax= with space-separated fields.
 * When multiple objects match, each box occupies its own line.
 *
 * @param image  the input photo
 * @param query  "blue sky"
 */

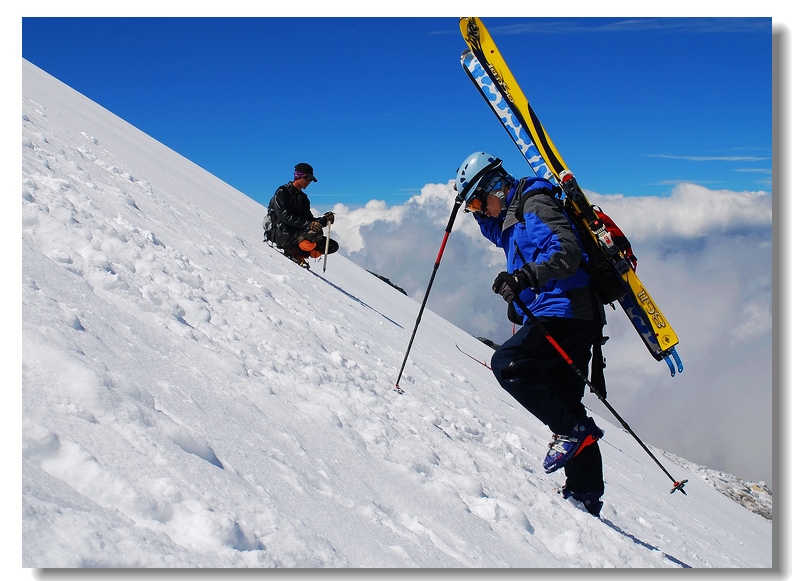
xmin=22 ymin=17 xmax=772 ymax=211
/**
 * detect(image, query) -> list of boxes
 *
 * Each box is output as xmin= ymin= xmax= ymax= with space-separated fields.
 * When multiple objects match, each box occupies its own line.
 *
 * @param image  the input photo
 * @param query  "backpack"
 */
xmin=514 ymin=178 xmax=637 ymax=306
xmin=263 ymin=201 xmax=276 ymax=244
xmin=564 ymin=202 xmax=636 ymax=305
xmin=514 ymin=177 xmax=631 ymax=398
xmin=263 ymin=213 xmax=274 ymax=243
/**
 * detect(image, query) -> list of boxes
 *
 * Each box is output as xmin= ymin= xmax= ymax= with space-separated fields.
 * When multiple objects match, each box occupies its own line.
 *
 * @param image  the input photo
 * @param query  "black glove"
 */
xmin=309 ymin=220 xmax=324 ymax=233
xmin=322 ymin=211 xmax=335 ymax=225
xmin=492 ymin=268 xmax=538 ymax=303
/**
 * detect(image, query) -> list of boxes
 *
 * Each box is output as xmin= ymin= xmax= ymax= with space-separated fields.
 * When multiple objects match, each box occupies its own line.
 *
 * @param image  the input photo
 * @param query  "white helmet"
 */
xmin=455 ymin=152 xmax=503 ymax=201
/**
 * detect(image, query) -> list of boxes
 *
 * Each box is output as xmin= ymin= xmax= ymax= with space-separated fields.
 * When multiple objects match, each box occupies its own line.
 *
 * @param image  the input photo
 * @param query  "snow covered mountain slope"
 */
xmin=21 ymin=59 xmax=772 ymax=568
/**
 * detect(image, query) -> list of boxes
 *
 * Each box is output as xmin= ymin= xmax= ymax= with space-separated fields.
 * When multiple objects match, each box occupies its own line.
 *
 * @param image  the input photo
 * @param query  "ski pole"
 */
xmin=511 ymin=294 xmax=688 ymax=495
xmin=323 ymin=221 xmax=331 ymax=273
xmin=395 ymin=196 xmax=464 ymax=392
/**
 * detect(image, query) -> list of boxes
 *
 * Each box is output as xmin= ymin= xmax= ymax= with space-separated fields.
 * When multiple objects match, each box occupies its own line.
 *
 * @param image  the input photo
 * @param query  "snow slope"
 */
xmin=21 ymin=59 xmax=772 ymax=569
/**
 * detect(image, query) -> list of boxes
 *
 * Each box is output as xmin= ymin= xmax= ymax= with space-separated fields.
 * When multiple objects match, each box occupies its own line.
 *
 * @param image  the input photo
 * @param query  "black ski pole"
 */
xmin=511 ymin=294 xmax=688 ymax=495
xmin=395 ymin=196 xmax=464 ymax=392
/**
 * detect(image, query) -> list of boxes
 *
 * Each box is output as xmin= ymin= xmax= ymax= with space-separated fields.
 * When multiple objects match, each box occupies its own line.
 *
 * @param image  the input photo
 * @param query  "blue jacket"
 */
xmin=477 ymin=177 xmax=596 ymax=322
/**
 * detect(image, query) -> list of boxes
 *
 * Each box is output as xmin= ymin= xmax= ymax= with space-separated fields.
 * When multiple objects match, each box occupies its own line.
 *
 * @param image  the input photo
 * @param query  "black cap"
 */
xmin=294 ymin=163 xmax=317 ymax=182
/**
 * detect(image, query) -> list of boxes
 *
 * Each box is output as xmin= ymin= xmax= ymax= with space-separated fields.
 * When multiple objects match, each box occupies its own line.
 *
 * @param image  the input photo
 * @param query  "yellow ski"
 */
xmin=460 ymin=17 xmax=682 ymax=374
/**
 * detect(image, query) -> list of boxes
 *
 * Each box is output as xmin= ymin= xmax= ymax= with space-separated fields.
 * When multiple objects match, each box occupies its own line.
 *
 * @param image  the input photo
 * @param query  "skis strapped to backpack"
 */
xmin=460 ymin=16 xmax=682 ymax=376
xmin=514 ymin=177 xmax=633 ymax=307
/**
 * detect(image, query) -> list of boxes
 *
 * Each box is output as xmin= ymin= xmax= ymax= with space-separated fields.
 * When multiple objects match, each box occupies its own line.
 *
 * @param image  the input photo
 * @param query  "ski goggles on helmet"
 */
xmin=464 ymin=171 xmax=504 ymax=214
xmin=464 ymin=192 xmax=487 ymax=214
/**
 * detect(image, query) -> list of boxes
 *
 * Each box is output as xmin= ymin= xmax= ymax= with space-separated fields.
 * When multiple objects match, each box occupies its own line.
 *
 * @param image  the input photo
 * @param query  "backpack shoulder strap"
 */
xmin=513 ymin=178 xmax=563 ymax=223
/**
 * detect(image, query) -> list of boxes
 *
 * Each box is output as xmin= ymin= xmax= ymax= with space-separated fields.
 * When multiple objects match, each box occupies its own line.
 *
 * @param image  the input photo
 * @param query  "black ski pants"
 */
xmin=491 ymin=317 xmax=604 ymax=494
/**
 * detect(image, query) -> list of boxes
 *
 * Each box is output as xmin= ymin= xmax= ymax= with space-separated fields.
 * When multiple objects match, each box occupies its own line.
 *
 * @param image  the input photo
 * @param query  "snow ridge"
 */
xmin=660 ymin=452 xmax=772 ymax=521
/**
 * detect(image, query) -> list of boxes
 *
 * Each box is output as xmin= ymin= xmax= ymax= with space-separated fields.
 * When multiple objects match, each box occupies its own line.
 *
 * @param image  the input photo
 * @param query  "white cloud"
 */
xmin=585 ymin=183 xmax=772 ymax=242
xmin=325 ymin=199 xmax=404 ymax=254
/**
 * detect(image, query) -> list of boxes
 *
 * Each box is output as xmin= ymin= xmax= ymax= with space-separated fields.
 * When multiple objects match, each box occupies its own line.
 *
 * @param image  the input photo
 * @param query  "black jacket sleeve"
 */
xmin=271 ymin=185 xmax=314 ymax=232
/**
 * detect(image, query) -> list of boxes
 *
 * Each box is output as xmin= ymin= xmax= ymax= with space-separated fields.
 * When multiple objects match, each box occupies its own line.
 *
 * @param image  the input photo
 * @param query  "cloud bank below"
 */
xmin=326 ymin=181 xmax=773 ymax=485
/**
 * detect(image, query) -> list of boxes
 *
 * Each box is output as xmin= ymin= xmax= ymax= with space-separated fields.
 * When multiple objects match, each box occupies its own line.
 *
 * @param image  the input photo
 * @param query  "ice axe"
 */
xmin=323 ymin=220 xmax=331 ymax=273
